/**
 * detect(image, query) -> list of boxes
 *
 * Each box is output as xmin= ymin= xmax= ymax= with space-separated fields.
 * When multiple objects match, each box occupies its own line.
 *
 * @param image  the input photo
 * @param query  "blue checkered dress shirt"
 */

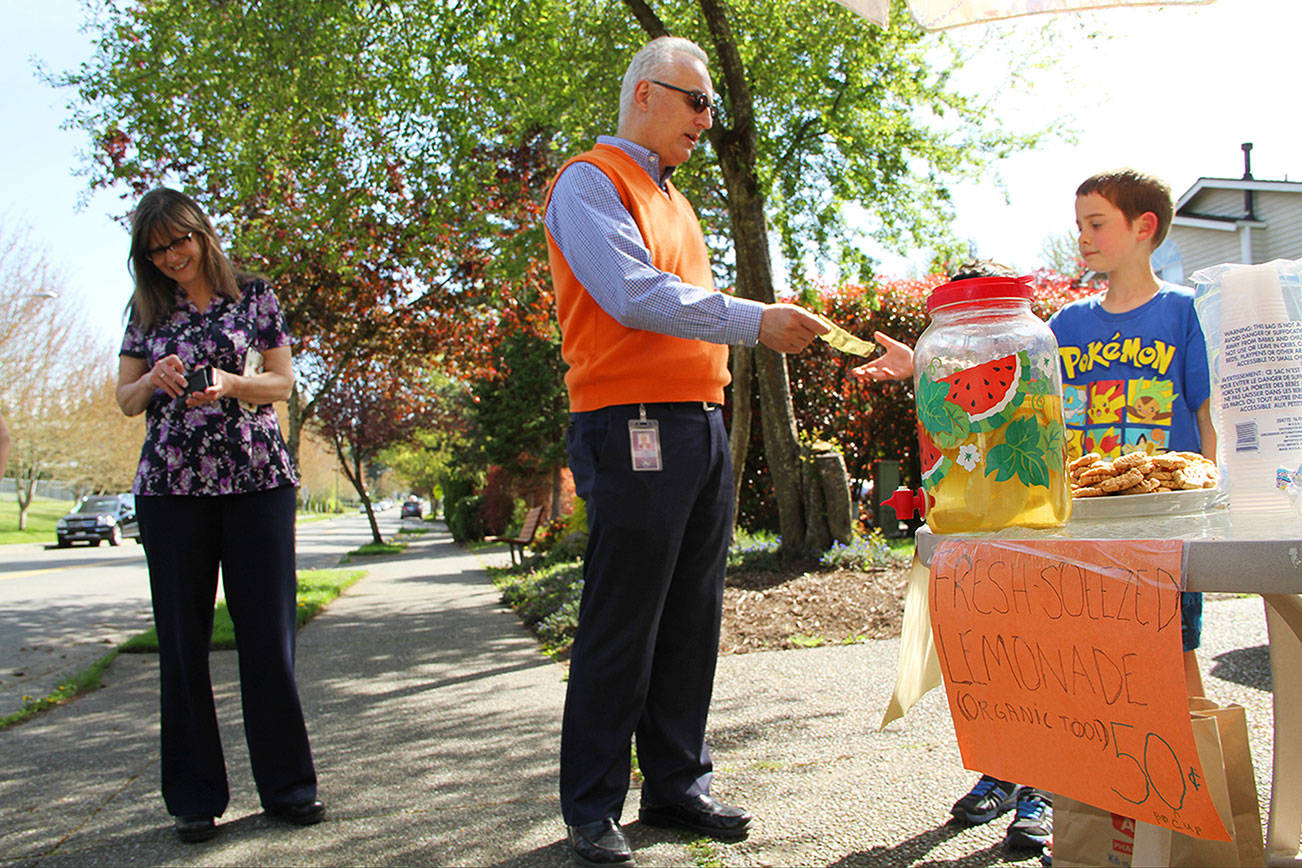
xmin=544 ymin=136 xmax=764 ymax=347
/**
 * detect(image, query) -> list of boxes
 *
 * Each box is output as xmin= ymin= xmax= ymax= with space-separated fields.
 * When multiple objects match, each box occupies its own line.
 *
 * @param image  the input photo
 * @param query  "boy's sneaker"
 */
xmin=950 ymin=775 xmax=1022 ymax=825
xmin=1005 ymin=789 xmax=1053 ymax=849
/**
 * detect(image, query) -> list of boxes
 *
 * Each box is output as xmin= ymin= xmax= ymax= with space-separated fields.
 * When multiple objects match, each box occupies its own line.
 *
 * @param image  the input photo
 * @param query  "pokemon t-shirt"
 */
xmin=1048 ymin=283 xmax=1211 ymax=460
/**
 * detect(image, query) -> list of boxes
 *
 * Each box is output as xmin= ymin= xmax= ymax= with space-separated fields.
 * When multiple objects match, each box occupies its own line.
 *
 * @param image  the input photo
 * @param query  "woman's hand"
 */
xmin=150 ymin=354 xmax=189 ymax=399
xmin=186 ymin=346 xmax=294 ymax=408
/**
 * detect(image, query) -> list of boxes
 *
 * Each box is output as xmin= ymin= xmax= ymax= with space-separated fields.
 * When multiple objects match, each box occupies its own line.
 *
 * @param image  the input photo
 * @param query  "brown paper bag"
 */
xmin=1052 ymin=699 xmax=1262 ymax=867
xmin=1054 ymin=795 xmax=1136 ymax=867
xmin=1166 ymin=699 xmax=1264 ymax=867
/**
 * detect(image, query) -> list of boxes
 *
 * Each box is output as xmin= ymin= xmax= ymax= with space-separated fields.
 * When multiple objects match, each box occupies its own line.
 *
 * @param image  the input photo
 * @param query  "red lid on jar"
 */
xmin=926 ymin=275 xmax=1034 ymax=313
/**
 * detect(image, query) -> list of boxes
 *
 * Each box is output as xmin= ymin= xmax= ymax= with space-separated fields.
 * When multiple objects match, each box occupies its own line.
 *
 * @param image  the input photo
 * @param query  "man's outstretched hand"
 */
xmin=758 ymin=304 xmax=828 ymax=354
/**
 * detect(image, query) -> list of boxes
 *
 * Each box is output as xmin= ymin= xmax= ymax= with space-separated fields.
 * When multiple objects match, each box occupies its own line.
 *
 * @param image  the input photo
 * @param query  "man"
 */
xmin=544 ymin=35 xmax=826 ymax=865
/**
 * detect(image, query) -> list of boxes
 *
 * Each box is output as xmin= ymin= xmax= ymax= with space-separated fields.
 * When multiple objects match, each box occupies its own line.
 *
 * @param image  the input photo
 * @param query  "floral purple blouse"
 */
xmin=120 ymin=278 xmax=300 ymax=496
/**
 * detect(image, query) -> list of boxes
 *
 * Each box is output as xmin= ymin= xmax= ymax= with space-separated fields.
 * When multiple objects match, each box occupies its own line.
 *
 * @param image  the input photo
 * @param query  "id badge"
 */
xmin=629 ymin=405 xmax=662 ymax=472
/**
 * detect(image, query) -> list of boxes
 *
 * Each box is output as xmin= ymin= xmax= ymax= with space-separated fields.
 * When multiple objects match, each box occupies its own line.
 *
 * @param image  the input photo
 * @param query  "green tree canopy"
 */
xmin=56 ymin=0 xmax=1063 ymax=549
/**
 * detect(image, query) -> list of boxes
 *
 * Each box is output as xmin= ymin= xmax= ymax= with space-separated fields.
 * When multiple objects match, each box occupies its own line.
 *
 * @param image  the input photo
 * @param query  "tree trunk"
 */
xmin=15 ymin=450 xmax=36 ymax=531
xmin=334 ymin=434 xmax=383 ymax=545
xmin=815 ymin=448 xmax=854 ymax=545
xmin=698 ymin=0 xmax=806 ymax=555
xmin=550 ymin=464 xmax=562 ymax=521
xmin=801 ymin=444 xmax=832 ymax=552
xmin=728 ymin=344 xmax=752 ymax=526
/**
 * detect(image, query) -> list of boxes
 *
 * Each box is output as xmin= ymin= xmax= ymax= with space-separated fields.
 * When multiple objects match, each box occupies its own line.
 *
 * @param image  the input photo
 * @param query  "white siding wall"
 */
xmin=1191 ymin=188 xmax=1250 ymax=218
xmin=1255 ymin=191 xmax=1302 ymax=261
xmin=1171 ymin=187 xmax=1302 ymax=279
xmin=1169 ymin=226 xmax=1243 ymax=279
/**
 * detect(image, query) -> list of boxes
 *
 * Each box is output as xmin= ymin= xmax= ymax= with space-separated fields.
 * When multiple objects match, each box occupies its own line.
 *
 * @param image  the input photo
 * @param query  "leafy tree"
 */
xmin=0 ymin=225 xmax=132 ymax=523
xmin=57 ymin=0 xmax=1060 ymax=553
xmin=1039 ymin=230 xmax=1086 ymax=276
xmin=52 ymin=0 xmax=477 ymax=467
xmin=420 ymin=0 xmax=1055 ymax=553
xmin=380 ymin=373 xmax=479 ymax=505
xmin=468 ymin=329 xmax=570 ymax=515
xmin=62 ymin=373 xmax=145 ymax=496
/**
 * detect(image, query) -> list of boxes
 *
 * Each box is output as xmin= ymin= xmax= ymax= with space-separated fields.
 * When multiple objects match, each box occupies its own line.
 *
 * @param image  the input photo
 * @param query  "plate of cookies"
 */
xmin=1068 ymin=451 xmax=1221 ymax=519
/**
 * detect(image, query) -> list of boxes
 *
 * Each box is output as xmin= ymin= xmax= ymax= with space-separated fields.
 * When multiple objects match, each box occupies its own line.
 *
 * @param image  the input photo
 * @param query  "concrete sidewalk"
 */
xmin=0 ymin=523 xmax=1276 ymax=866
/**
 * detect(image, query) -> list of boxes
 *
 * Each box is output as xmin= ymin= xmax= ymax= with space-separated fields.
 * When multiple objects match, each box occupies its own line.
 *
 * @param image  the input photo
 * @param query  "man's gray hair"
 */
xmin=618 ymin=36 xmax=709 ymax=129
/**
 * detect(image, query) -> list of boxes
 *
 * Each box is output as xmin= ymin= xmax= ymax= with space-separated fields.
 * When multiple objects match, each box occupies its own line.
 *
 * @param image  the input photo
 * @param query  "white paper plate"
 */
xmin=1070 ymin=487 xmax=1222 ymax=519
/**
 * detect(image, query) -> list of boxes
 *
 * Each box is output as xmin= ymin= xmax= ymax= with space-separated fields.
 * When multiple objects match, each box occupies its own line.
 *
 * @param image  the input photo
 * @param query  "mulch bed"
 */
xmin=720 ymin=559 xmax=911 ymax=654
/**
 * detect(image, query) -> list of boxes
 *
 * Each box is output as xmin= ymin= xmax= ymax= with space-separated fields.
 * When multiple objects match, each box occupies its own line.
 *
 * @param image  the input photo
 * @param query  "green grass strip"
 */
xmin=0 ymin=648 xmax=121 ymax=730
xmin=120 ymin=568 xmax=365 ymax=653
xmin=686 ymin=838 xmax=724 ymax=867
xmin=346 ymin=541 xmax=407 ymax=558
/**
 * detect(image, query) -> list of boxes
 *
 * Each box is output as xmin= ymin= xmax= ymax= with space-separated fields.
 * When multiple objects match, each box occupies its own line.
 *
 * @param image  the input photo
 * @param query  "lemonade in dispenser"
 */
xmin=906 ymin=276 xmax=1072 ymax=533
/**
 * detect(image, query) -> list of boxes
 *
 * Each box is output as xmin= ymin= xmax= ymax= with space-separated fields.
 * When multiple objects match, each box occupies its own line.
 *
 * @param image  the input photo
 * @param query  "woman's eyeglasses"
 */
xmin=146 ymin=232 xmax=194 ymax=260
xmin=651 ymin=80 xmax=722 ymax=121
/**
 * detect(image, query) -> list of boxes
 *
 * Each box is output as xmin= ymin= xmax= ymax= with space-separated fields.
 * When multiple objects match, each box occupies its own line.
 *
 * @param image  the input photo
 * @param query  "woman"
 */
xmin=116 ymin=188 xmax=323 ymax=843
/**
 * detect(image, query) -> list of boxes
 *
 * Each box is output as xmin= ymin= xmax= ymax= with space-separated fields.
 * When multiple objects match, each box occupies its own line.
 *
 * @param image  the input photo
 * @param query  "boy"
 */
xmin=855 ymin=170 xmax=1215 ymax=853
xmin=1051 ymin=169 xmax=1213 ymax=699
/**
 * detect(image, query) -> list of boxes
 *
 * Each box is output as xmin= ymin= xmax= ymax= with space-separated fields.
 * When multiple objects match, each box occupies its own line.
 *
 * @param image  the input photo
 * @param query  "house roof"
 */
xmin=1171 ymin=176 xmax=1300 ymax=230
xmin=1175 ymin=177 xmax=1302 ymax=211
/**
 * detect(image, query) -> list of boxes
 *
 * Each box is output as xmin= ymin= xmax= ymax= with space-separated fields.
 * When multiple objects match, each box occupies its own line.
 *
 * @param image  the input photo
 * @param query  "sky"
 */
xmin=2 ymin=0 xmax=1299 ymax=347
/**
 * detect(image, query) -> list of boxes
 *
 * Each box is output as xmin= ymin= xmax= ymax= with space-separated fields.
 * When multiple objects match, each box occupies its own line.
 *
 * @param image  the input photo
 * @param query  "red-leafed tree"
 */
xmin=54 ymin=2 xmax=549 ymax=475
xmin=313 ymin=355 xmax=442 ymax=544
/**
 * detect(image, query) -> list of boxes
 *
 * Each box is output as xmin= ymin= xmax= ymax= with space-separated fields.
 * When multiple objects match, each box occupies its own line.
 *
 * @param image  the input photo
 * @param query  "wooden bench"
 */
xmin=486 ymin=505 xmax=546 ymax=565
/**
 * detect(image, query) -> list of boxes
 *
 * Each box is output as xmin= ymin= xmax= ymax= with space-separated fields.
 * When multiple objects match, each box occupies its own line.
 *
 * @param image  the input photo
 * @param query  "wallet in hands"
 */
xmin=184 ymin=366 xmax=214 ymax=394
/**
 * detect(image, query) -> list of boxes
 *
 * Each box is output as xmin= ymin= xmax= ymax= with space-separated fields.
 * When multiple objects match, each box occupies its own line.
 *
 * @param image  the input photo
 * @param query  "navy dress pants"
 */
xmin=560 ymin=402 xmax=733 ymax=826
xmin=136 ymin=486 xmax=317 ymax=818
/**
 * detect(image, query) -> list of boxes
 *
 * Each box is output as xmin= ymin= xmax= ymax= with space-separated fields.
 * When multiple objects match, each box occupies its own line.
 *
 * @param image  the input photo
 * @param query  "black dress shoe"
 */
xmin=174 ymin=815 xmax=217 ymax=843
xmin=639 ymin=794 xmax=751 ymax=840
xmin=567 ymin=817 xmax=634 ymax=864
xmin=265 ymin=799 xmax=326 ymax=826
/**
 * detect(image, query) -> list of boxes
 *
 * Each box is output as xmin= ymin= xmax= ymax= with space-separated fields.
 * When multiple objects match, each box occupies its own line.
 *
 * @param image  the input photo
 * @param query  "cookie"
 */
xmin=1113 ymin=451 xmax=1149 ymax=472
xmin=1117 ymin=477 xmax=1162 ymax=496
xmin=1078 ymin=462 xmax=1116 ymax=485
xmin=1069 ymin=452 xmax=1103 ymax=473
xmin=1099 ymin=467 xmax=1144 ymax=493
xmin=1152 ymin=453 xmax=1190 ymax=471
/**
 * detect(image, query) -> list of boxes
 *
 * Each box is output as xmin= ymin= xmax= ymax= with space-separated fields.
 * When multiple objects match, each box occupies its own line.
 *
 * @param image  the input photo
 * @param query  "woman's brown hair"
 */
xmin=127 ymin=188 xmax=242 ymax=330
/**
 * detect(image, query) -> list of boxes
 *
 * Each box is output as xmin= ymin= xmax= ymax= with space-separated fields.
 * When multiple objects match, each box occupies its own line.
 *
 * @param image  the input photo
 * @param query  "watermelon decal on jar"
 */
xmin=937 ymin=352 xmax=1024 ymax=433
xmin=917 ymin=423 xmax=953 ymax=490
xmin=915 ymin=349 xmax=1057 ymax=491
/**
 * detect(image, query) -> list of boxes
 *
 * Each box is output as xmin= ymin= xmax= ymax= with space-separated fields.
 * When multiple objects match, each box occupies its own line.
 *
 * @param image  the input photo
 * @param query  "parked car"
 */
xmin=400 ymin=499 xmax=422 ymax=519
xmin=56 ymin=494 xmax=140 ymax=547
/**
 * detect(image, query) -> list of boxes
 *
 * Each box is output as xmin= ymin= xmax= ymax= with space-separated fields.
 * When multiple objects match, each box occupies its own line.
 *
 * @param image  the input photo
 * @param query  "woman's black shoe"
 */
xmin=174 ymin=815 xmax=217 ymax=843
xmin=265 ymin=799 xmax=326 ymax=826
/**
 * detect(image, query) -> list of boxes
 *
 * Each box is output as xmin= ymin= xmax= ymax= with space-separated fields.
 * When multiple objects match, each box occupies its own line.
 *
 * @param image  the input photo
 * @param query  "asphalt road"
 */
xmin=0 ymin=509 xmax=414 ymax=719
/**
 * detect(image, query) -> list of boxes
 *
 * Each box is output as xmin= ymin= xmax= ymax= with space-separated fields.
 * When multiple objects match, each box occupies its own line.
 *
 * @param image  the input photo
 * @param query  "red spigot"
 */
xmin=883 ymin=486 xmax=929 ymax=520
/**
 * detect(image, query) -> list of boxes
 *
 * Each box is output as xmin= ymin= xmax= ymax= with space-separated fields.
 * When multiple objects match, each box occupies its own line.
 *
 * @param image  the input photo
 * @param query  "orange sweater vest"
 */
xmin=546 ymin=144 xmax=731 ymax=413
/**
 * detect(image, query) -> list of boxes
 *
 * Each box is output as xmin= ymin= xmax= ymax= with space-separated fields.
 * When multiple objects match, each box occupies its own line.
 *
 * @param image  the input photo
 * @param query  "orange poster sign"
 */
xmin=929 ymin=538 xmax=1229 ymax=841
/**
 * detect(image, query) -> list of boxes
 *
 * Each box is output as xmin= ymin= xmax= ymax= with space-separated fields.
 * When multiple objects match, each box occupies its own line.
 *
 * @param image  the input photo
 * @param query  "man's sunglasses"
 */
xmin=651 ymin=80 xmax=722 ymax=121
